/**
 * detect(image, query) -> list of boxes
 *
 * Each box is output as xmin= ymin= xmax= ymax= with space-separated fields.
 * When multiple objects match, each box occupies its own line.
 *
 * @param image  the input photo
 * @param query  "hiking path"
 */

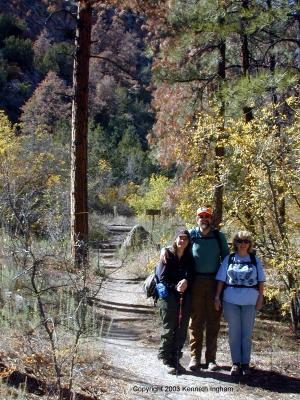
xmin=93 ymin=224 xmax=300 ymax=400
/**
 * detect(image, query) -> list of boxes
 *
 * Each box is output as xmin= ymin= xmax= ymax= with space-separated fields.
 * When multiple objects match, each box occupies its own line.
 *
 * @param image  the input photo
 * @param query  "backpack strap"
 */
xmin=212 ymin=229 xmax=222 ymax=253
xmin=155 ymin=260 xmax=167 ymax=282
xmin=249 ymin=252 xmax=257 ymax=267
xmin=227 ymin=252 xmax=235 ymax=267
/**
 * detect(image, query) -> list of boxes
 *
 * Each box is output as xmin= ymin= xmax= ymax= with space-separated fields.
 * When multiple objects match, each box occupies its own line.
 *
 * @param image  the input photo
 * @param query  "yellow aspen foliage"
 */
xmin=145 ymin=256 xmax=159 ymax=274
xmin=98 ymin=158 xmax=112 ymax=174
xmin=126 ymin=174 xmax=172 ymax=216
xmin=98 ymin=187 xmax=118 ymax=204
xmin=0 ymin=111 xmax=19 ymax=157
xmin=174 ymin=100 xmax=299 ymax=329
xmin=176 ymin=176 xmax=215 ymax=224
xmin=46 ymin=174 xmax=61 ymax=188
xmin=174 ymin=110 xmax=227 ymax=222
xmin=0 ymin=112 xmax=67 ymax=236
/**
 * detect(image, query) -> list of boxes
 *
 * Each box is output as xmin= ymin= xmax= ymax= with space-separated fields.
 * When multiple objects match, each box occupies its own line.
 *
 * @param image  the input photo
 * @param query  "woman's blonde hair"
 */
xmin=232 ymin=230 xmax=253 ymax=253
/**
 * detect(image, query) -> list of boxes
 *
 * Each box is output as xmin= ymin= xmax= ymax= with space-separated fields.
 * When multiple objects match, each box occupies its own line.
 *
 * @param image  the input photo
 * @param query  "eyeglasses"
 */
xmin=236 ymin=239 xmax=250 ymax=244
xmin=197 ymin=213 xmax=211 ymax=218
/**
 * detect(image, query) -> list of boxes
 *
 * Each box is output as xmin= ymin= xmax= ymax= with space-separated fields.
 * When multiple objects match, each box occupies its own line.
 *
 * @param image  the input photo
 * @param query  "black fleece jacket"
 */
xmin=156 ymin=247 xmax=195 ymax=294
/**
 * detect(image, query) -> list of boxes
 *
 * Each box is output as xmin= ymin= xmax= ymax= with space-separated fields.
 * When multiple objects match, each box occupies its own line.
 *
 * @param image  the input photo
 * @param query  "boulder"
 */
xmin=121 ymin=225 xmax=151 ymax=251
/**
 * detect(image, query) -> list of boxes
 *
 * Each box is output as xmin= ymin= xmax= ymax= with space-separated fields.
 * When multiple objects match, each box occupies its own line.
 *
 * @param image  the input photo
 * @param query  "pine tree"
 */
xmin=70 ymin=0 xmax=92 ymax=268
xmin=149 ymin=0 xmax=300 ymax=223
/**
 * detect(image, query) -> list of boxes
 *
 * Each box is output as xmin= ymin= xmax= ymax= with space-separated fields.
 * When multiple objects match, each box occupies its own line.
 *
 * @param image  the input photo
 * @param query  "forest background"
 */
xmin=0 ymin=0 xmax=299 ymax=397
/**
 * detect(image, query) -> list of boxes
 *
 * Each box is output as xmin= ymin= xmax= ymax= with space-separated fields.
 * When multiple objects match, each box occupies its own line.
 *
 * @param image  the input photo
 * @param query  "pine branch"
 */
xmin=90 ymin=54 xmax=138 ymax=81
xmin=263 ymin=38 xmax=300 ymax=59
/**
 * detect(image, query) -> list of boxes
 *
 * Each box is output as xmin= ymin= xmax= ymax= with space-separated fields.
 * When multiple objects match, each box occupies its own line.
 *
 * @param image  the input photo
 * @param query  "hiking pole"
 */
xmin=176 ymin=293 xmax=184 ymax=377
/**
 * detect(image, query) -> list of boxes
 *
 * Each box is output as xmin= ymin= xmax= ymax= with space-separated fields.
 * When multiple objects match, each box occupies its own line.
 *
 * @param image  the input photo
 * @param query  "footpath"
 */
xmin=93 ymin=225 xmax=300 ymax=400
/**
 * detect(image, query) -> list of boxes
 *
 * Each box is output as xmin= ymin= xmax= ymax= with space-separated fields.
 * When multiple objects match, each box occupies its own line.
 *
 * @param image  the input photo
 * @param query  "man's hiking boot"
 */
xmin=188 ymin=358 xmax=200 ymax=371
xmin=207 ymin=361 xmax=218 ymax=371
xmin=241 ymin=364 xmax=251 ymax=376
xmin=230 ymin=363 xmax=240 ymax=376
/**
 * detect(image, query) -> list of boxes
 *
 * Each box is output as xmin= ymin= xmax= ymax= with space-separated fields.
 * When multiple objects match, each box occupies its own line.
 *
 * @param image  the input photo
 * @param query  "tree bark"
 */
xmin=267 ymin=0 xmax=286 ymax=231
xmin=213 ymin=38 xmax=226 ymax=228
xmin=241 ymin=0 xmax=253 ymax=122
xmin=70 ymin=1 xmax=92 ymax=267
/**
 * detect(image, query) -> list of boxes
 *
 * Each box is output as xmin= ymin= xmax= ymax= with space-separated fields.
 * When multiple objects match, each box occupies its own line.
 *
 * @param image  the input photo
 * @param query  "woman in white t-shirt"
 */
xmin=214 ymin=231 xmax=266 ymax=376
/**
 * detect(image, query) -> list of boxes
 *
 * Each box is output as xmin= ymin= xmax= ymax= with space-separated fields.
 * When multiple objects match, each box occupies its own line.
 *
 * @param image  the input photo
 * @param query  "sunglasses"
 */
xmin=236 ymin=239 xmax=250 ymax=244
xmin=197 ymin=213 xmax=211 ymax=218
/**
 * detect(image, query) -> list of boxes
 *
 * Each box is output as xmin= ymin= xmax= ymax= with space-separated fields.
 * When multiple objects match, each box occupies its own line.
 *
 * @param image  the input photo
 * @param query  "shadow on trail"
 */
xmin=189 ymin=366 xmax=300 ymax=394
xmin=91 ymin=298 xmax=155 ymax=314
xmin=101 ymin=364 xmax=149 ymax=384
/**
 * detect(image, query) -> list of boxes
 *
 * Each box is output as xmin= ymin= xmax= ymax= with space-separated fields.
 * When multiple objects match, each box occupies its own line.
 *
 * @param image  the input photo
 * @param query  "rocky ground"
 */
xmin=94 ymin=225 xmax=300 ymax=400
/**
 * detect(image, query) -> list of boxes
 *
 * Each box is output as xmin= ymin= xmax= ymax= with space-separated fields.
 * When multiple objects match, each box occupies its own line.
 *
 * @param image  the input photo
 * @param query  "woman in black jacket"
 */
xmin=156 ymin=229 xmax=195 ymax=374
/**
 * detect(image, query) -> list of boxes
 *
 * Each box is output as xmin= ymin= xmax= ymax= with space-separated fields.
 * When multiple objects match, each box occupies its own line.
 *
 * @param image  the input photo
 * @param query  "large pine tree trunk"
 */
xmin=213 ymin=39 xmax=226 ymax=228
xmin=70 ymin=1 xmax=92 ymax=267
xmin=241 ymin=0 xmax=253 ymax=122
xmin=240 ymin=0 xmax=256 ymax=234
xmin=267 ymin=0 xmax=286 ymax=234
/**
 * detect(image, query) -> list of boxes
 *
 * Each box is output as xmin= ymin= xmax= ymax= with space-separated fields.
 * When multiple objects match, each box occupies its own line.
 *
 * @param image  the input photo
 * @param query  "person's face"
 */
xmin=176 ymin=234 xmax=189 ymax=250
xmin=236 ymin=238 xmax=250 ymax=252
xmin=197 ymin=213 xmax=212 ymax=230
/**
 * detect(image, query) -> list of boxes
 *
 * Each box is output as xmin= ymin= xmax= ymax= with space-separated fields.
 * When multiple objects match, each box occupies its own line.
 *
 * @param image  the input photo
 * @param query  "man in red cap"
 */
xmin=188 ymin=206 xmax=229 ymax=371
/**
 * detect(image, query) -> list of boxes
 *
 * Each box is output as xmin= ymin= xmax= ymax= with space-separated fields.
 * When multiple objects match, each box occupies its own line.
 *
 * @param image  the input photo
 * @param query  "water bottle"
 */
xmin=156 ymin=282 xmax=168 ymax=299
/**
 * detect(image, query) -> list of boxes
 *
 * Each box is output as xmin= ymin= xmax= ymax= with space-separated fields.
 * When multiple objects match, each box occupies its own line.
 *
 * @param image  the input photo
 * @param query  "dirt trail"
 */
xmin=94 ymin=225 xmax=300 ymax=400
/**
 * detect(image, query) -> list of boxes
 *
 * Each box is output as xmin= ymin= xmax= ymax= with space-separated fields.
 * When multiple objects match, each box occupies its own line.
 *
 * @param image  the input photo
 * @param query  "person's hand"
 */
xmin=256 ymin=294 xmax=264 ymax=310
xmin=176 ymin=279 xmax=187 ymax=293
xmin=214 ymin=296 xmax=221 ymax=311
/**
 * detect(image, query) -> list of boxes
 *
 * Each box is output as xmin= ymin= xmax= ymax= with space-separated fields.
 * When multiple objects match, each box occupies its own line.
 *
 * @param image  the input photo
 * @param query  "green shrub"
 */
xmin=35 ymin=41 xmax=73 ymax=81
xmin=2 ymin=36 xmax=33 ymax=69
xmin=0 ymin=14 xmax=27 ymax=45
xmin=0 ymin=58 xmax=8 ymax=89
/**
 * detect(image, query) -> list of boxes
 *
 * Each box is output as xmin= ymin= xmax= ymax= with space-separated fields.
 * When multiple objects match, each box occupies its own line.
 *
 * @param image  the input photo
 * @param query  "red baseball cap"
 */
xmin=196 ymin=207 xmax=213 ymax=217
